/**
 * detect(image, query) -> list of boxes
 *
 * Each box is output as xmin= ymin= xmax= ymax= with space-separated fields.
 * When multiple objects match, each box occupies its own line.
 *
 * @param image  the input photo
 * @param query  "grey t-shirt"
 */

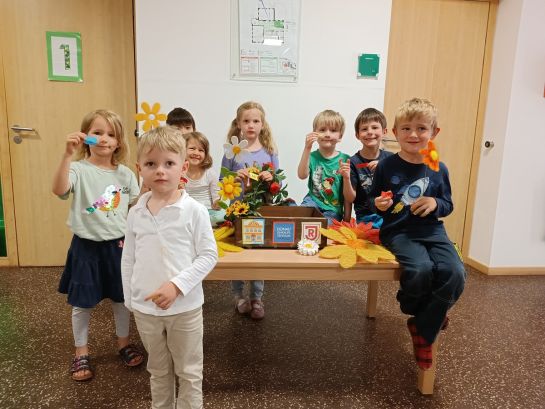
xmin=60 ymin=160 xmax=139 ymax=241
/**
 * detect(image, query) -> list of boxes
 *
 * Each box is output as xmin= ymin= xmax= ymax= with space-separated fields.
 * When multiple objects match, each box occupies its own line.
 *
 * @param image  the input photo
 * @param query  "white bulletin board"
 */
xmin=231 ymin=0 xmax=301 ymax=82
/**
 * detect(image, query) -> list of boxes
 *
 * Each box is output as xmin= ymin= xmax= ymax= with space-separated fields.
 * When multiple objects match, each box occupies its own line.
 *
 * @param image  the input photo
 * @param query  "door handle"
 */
xmin=11 ymin=124 xmax=37 ymax=144
xmin=10 ymin=125 xmax=35 ymax=132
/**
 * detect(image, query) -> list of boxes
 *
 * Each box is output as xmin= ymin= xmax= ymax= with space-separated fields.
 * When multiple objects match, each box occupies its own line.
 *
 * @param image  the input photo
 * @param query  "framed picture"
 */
xmin=230 ymin=0 xmax=301 ymax=83
xmin=46 ymin=31 xmax=82 ymax=82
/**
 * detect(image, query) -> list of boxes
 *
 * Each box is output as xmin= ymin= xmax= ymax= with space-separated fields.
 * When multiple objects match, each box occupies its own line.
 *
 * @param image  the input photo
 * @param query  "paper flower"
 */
xmin=419 ymin=140 xmax=440 ymax=172
xmin=135 ymin=102 xmax=167 ymax=132
xmin=319 ymin=227 xmax=396 ymax=268
xmin=297 ymin=240 xmax=319 ymax=256
xmin=218 ymin=175 xmax=242 ymax=201
xmin=330 ymin=218 xmax=380 ymax=244
xmin=223 ymin=136 xmax=249 ymax=164
xmin=214 ymin=226 xmax=243 ymax=257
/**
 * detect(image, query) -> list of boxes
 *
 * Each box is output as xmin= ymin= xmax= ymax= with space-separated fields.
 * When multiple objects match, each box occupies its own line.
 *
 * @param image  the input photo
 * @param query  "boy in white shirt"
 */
xmin=121 ymin=126 xmax=217 ymax=409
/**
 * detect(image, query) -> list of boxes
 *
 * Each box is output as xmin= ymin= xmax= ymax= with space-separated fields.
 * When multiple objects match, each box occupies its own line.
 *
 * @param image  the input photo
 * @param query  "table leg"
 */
xmin=366 ymin=281 xmax=378 ymax=318
xmin=417 ymin=339 xmax=438 ymax=394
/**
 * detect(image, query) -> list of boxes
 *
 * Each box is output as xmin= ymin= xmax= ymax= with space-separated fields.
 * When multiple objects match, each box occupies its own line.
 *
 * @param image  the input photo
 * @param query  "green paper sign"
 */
xmin=46 ymin=31 xmax=83 ymax=82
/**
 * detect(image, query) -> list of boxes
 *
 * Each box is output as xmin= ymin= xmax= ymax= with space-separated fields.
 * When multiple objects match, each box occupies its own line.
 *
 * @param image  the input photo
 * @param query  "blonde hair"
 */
xmin=226 ymin=101 xmax=277 ymax=154
xmin=393 ymin=98 xmax=438 ymax=129
xmin=183 ymin=131 xmax=213 ymax=169
xmin=313 ymin=110 xmax=345 ymax=136
xmin=137 ymin=126 xmax=186 ymax=162
xmin=75 ymin=109 xmax=128 ymax=165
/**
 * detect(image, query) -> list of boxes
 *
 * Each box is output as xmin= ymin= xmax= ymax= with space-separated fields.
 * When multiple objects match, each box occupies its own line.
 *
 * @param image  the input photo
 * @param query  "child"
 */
xmin=342 ymin=108 xmax=392 ymax=225
xmin=297 ymin=109 xmax=350 ymax=225
xmin=221 ymin=101 xmax=278 ymax=320
xmin=166 ymin=107 xmax=196 ymax=134
xmin=52 ymin=109 xmax=143 ymax=382
xmin=370 ymin=98 xmax=466 ymax=370
xmin=183 ymin=131 xmax=224 ymax=225
xmin=121 ymin=126 xmax=217 ymax=408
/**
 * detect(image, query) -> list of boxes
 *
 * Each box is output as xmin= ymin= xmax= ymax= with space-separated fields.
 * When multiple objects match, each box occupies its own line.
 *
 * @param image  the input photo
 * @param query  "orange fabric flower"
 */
xmin=419 ymin=141 xmax=440 ymax=172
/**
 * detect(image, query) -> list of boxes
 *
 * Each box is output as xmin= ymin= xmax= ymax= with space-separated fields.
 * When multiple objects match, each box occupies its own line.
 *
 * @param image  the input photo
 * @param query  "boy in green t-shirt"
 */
xmin=297 ymin=109 xmax=350 ymax=224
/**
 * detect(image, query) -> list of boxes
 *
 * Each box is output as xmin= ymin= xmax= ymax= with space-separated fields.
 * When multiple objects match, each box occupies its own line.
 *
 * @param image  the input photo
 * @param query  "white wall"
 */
xmin=135 ymin=0 xmax=392 ymax=203
xmin=470 ymin=0 xmax=545 ymax=267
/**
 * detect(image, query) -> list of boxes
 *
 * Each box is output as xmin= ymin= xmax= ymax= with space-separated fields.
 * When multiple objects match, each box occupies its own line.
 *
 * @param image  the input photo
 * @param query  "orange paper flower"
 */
xmin=135 ymin=102 xmax=167 ymax=132
xmin=330 ymin=219 xmax=381 ymax=244
xmin=419 ymin=141 xmax=440 ymax=172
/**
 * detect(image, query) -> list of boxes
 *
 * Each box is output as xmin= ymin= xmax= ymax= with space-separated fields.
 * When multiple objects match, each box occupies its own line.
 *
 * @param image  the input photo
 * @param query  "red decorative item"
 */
xmin=380 ymin=190 xmax=393 ymax=199
xmin=356 ymin=163 xmax=369 ymax=169
xmin=269 ymin=182 xmax=280 ymax=195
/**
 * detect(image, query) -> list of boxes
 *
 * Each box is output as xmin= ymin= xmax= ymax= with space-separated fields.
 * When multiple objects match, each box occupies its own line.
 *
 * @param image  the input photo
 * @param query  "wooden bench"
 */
xmin=206 ymin=248 xmax=440 ymax=394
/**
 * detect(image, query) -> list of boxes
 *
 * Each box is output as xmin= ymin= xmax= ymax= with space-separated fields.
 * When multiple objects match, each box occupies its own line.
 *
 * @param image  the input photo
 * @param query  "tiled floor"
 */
xmin=0 ymin=266 xmax=544 ymax=409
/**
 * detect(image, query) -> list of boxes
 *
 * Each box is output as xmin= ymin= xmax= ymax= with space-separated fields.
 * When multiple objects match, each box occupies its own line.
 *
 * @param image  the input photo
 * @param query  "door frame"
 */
xmin=0 ymin=49 xmax=19 ymax=266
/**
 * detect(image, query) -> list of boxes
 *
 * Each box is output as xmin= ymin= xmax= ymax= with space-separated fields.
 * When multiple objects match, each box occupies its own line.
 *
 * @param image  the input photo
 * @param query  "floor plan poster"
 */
xmin=237 ymin=0 xmax=300 ymax=80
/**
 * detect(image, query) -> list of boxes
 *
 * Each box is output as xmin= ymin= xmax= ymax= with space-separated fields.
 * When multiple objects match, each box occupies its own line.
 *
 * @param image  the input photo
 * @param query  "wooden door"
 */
xmin=383 ymin=0 xmax=493 ymax=247
xmin=0 ymin=0 xmax=137 ymax=266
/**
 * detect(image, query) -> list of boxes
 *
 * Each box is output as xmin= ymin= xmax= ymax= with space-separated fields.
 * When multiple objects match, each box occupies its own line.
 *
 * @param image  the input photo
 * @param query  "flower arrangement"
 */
xmin=217 ymin=161 xmax=290 ymax=223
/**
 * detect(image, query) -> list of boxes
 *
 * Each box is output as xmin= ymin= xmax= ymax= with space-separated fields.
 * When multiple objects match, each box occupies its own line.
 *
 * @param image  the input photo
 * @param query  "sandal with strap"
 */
xmin=71 ymin=355 xmax=93 ymax=382
xmin=119 ymin=344 xmax=144 ymax=367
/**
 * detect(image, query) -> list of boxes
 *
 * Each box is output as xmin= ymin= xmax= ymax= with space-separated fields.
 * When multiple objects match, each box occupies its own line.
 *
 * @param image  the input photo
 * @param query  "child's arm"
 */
xmin=411 ymin=165 xmax=453 ymax=217
xmin=52 ymin=132 xmax=85 ymax=196
xmin=121 ymin=210 xmax=136 ymax=311
xmin=297 ymin=133 xmax=318 ymax=179
xmin=146 ymin=206 xmax=218 ymax=310
xmin=209 ymin=168 xmax=221 ymax=209
xmin=340 ymin=159 xmax=356 ymax=204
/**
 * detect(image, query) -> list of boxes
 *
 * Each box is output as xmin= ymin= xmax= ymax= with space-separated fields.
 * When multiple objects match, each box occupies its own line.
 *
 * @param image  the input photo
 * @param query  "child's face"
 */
xmin=186 ymin=138 xmax=205 ymax=168
xmin=87 ymin=116 xmax=118 ymax=159
xmin=356 ymin=120 xmax=386 ymax=149
xmin=393 ymin=116 xmax=439 ymax=157
xmin=137 ymin=148 xmax=188 ymax=194
xmin=175 ymin=123 xmax=194 ymax=135
xmin=315 ymin=124 xmax=342 ymax=149
xmin=237 ymin=108 xmax=263 ymax=142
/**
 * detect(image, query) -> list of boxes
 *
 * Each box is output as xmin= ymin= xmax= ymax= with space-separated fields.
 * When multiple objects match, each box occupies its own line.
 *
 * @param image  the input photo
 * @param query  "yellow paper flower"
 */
xmin=218 ymin=176 xmax=242 ymax=201
xmin=319 ymin=227 xmax=396 ymax=268
xmin=223 ymin=136 xmax=249 ymax=164
xmin=233 ymin=202 xmax=249 ymax=216
xmin=135 ymin=102 xmax=167 ymax=132
xmin=214 ymin=226 xmax=243 ymax=257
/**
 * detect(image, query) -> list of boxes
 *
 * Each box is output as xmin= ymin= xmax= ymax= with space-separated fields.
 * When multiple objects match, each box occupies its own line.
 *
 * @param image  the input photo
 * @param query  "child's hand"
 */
xmin=65 ymin=132 xmax=85 ymax=156
xmin=236 ymin=168 xmax=250 ymax=187
xmin=259 ymin=170 xmax=273 ymax=182
xmin=367 ymin=160 xmax=379 ymax=172
xmin=304 ymin=132 xmax=319 ymax=150
xmin=410 ymin=196 xmax=437 ymax=217
xmin=212 ymin=199 xmax=221 ymax=210
xmin=338 ymin=159 xmax=351 ymax=179
xmin=375 ymin=195 xmax=393 ymax=212
xmin=144 ymin=282 xmax=181 ymax=310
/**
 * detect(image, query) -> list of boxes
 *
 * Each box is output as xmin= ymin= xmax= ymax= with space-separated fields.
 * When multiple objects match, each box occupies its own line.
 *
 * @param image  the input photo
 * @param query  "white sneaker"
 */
xmin=234 ymin=297 xmax=251 ymax=314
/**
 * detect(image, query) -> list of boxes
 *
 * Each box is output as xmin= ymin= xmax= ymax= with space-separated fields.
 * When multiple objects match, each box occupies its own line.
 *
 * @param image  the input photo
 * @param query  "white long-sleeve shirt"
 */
xmin=121 ymin=190 xmax=218 ymax=316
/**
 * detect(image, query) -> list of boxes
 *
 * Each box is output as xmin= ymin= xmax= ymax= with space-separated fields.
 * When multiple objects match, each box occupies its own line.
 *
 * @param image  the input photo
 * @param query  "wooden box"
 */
xmin=234 ymin=206 xmax=328 ymax=249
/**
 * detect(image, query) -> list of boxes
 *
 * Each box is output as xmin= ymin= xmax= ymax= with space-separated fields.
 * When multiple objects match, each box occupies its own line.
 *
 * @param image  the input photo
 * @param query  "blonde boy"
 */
xmin=121 ymin=126 xmax=217 ymax=408
xmin=370 ymin=98 xmax=465 ymax=370
xmin=297 ymin=109 xmax=350 ymax=224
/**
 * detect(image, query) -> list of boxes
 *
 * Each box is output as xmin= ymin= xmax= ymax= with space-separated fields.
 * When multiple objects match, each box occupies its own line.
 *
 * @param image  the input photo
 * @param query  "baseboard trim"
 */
xmin=465 ymin=257 xmax=545 ymax=276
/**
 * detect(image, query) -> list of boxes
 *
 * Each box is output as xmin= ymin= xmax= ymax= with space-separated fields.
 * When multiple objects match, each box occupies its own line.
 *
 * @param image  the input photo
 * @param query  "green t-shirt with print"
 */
xmin=307 ymin=150 xmax=350 ymax=215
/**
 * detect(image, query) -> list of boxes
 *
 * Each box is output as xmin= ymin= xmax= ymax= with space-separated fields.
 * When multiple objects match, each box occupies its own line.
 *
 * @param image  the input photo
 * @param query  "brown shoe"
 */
xmin=235 ymin=297 xmax=251 ymax=314
xmin=250 ymin=299 xmax=265 ymax=320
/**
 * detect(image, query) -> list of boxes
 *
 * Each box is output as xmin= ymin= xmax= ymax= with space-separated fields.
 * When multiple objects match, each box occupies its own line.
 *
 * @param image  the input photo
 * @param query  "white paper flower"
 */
xmin=223 ymin=136 xmax=249 ymax=164
xmin=297 ymin=239 xmax=319 ymax=256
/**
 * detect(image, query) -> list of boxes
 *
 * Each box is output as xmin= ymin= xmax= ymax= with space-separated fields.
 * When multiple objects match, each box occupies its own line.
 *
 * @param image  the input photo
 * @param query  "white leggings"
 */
xmin=72 ymin=302 xmax=130 ymax=347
